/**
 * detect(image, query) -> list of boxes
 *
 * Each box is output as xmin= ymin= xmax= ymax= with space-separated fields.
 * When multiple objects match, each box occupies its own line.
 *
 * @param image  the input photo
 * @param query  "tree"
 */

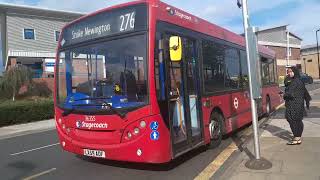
xmin=0 ymin=65 xmax=33 ymax=101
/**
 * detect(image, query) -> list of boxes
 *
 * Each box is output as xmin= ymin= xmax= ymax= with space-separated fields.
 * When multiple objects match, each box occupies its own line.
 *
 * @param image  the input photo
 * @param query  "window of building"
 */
xmin=202 ymin=40 xmax=225 ymax=93
xmin=288 ymin=47 xmax=292 ymax=57
xmin=55 ymin=31 xmax=60 ymax=42
xmin=225 ymin=47 xmax=240 ymax=89
xmin=24 ymin=28 xmax=35 ymax=40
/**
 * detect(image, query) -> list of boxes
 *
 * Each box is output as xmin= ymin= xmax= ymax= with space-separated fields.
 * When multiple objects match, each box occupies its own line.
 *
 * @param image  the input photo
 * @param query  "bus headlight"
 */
xmin=133 ymin=128 xmax=140 ymax=135
xmin=140 ymin=121 xmax=146 ymax=128
xmin=127 ymin=132 xmax=132 ymax=139
xmin=121 ymin=119 xmax=148 ymax=143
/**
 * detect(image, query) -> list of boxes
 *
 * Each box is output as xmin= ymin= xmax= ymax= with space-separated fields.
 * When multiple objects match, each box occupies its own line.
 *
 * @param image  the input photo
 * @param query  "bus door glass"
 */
xmin=168 ymin=52 xmax=187 ymax=145
xmin=167 ymin=34 xmax=202 ymax=154
xmin=185 ymin=39 xmax=201 ymax=139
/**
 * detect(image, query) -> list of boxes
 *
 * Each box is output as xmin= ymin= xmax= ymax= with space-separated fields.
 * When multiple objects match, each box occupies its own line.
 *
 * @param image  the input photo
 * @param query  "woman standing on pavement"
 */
xmin=284 ymin=66 xmax=309 ymax=145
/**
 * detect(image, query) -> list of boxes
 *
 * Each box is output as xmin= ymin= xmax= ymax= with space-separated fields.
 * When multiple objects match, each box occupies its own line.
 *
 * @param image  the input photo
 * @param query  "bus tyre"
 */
xmin=266 ymin=97 xmax=271 ymax=116
xmin=208 ymin=112 xmax=223 ymax=149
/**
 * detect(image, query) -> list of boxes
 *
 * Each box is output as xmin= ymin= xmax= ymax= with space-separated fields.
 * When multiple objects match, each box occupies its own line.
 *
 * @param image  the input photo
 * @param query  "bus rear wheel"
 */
xmin=208 ymin=112 xmax=223 ymax=149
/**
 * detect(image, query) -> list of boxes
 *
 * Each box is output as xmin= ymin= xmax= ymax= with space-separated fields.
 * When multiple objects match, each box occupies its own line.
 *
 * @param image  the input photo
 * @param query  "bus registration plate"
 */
xmin=84 ymin=149 xmax=106 ymax=158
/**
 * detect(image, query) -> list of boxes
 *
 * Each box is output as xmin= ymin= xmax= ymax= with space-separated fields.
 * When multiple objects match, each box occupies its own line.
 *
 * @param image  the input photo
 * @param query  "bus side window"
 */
xmin=202 ymin=40 xmax=225 ymax=93
xmin=155 ymin=37 xmax=166 ymax=101
xmin=224 ymin=46 xmax=241 ymax=90
xmin=240 ymin=50 xmax=249 ymax=88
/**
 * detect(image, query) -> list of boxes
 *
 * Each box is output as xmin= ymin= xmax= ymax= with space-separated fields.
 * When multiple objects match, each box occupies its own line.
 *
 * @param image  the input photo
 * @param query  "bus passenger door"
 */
xmin=166 ymin=35 xmax=202 ymax=156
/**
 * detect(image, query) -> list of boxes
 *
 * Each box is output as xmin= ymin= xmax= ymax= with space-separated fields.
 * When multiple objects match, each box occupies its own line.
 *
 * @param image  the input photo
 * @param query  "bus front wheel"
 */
xmin=208 ymin=112 xmax=223 ymax=149
xmin=266 ymin=96 xmax=271 ymax=116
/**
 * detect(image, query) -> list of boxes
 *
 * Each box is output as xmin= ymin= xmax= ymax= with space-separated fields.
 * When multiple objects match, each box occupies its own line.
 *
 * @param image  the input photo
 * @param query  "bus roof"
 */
xmin=61 ymin=0 xmax=275 ymax=58
xmin=156 ymin=1 xmax=275 ymax=58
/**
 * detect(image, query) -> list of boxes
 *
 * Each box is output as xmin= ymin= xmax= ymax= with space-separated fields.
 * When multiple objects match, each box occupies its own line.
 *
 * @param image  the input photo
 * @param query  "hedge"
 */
xmin=0 ymin=99 xmax=54 ymax=127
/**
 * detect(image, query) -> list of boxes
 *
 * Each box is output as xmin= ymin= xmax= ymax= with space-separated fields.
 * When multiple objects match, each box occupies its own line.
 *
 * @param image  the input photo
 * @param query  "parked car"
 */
xmin=300 ymin=72 xmax=313 ymax=84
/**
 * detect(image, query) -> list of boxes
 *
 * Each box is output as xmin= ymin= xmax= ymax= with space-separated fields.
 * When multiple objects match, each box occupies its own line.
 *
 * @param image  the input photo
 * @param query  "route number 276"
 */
xmin=120 ymin=12 xmax=136 ymax=32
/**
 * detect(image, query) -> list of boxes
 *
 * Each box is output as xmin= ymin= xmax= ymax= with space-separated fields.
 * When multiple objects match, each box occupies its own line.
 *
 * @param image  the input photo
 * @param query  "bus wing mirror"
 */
xmin=169 ymin=36 xmax=182 ymax=62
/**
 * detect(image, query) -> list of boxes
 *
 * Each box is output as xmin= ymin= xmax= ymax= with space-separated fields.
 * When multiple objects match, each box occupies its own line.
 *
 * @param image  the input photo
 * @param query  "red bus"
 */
xmin=54 ymin=0 xmax=282 ymax=163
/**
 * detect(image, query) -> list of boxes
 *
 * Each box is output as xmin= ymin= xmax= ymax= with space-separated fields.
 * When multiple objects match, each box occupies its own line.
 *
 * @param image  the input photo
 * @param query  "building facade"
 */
xmin=301 ymin=44 xmax=320 ymax=79
xmin=0 ymin=3 xmax=83 ymax=77
xmin=256 ymin=25 xmax=302 ymax=79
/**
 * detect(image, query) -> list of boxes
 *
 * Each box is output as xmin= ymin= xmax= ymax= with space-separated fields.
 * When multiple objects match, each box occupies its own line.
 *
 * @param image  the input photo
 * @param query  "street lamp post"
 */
xmin=303 ymin=58 xmax=307 ymax=74
xmin=237 ymin=0 xmax=272 ymax=170
xmin=316 ymin=29 xmax=320 ymax=79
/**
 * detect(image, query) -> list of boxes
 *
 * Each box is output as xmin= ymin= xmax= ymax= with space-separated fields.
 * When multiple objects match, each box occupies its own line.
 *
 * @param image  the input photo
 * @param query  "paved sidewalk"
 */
xmin=0 ymin=119 xmax=55 ymax=139
xmin=216 ymin=98 xmax=320 ymax=179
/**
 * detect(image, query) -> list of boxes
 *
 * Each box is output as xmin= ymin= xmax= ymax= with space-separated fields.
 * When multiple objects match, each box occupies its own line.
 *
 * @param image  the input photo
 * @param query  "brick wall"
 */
xmin=268 ymin=46 xmax=300 ymax=60
xmin=277 ymin=65 xmax=287 ymax=77
xmin=33 ymin=78 xmax=55 ymax=91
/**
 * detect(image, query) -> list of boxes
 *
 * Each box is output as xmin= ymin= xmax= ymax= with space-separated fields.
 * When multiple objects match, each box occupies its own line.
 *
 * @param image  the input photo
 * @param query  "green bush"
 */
xmin=0 ymin=65 xmax=33 ymax=101
xmin=278 ymin=76 xmax=285 ymax=86
xmin=0 ymin=99 xmax=54 ymax=127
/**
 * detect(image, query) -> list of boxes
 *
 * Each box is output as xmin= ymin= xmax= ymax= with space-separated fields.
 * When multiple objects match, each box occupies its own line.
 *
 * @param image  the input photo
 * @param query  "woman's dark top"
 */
xmin=284 ymin=74 xmax=306 ymax=122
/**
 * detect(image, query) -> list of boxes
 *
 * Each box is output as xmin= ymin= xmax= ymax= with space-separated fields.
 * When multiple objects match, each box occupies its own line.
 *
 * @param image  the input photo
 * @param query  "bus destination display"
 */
xmin=61 ymin=4 xmax=147 ymax=47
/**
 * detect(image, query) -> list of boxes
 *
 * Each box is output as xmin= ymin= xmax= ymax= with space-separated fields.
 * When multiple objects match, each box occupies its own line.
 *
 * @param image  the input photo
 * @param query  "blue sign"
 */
xmin=150 ymin=121 xmax=159 ymax=131
xmin=45 ymin=62 xmax=55 ymax=67
xmin=150 ymin=131 xmax=160 ymax=141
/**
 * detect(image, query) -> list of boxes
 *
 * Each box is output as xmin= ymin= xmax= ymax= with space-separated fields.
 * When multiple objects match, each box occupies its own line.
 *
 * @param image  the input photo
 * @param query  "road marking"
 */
xmin=275 ymin=102 xmax=284 ymax=110
xmin=194 ymin=142 xmax=238 ymax=180
xmin=22 ymin=168 xmax=56 ymax=180
xmin=10 ymin=143 xmax=60 ymax=156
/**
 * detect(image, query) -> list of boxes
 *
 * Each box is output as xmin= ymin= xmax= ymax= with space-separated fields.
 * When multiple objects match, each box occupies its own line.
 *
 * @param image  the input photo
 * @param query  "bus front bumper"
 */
xmin=56 ymin=122 xmax=172 ymax=164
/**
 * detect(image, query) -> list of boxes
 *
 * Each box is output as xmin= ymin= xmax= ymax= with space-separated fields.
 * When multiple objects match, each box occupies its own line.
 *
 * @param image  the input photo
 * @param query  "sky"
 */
xmin=1 ymin=0 xmax=320 ymax=46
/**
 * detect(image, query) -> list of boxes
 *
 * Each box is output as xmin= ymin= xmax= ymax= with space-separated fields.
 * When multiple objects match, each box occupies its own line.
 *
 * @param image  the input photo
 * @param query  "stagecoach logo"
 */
xmin=76 ymin=121 xmax=82 ymax=128
xmin=166 ymin=7 xmax=192 ymax=22
xmin=234 ymin=98 xmax=239 ymax=110
xmin=75 ymin=121 xmax=108 ymax=129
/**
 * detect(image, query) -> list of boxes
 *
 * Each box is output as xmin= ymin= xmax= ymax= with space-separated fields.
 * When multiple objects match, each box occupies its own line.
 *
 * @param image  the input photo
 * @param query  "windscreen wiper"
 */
xmin=62 ymin=108 xmax=75 ymax=117
xmin=71 ymin=97 xmax=112 ymax=102
xmin=101 ymin=103 xmax=127 ymax=119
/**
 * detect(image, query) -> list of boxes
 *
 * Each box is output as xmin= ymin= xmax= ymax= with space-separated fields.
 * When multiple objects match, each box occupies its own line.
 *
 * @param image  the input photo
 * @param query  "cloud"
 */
xmin=36 ymin=0 xmax=131 ymax=13
xmin=258 ymin=0 xmax=320 ymax=45
xmin=0 ymin=0 xmax=318 ymax=45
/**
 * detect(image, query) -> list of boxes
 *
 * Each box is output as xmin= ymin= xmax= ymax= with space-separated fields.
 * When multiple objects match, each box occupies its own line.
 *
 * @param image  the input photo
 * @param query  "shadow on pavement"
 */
xmin=229 ymin=115 xmax=275 ymax=160
xmin=231 ymin=134 xmax=255 ymax=160
xmin=261 ymin=124 xmax=292 ymax=141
